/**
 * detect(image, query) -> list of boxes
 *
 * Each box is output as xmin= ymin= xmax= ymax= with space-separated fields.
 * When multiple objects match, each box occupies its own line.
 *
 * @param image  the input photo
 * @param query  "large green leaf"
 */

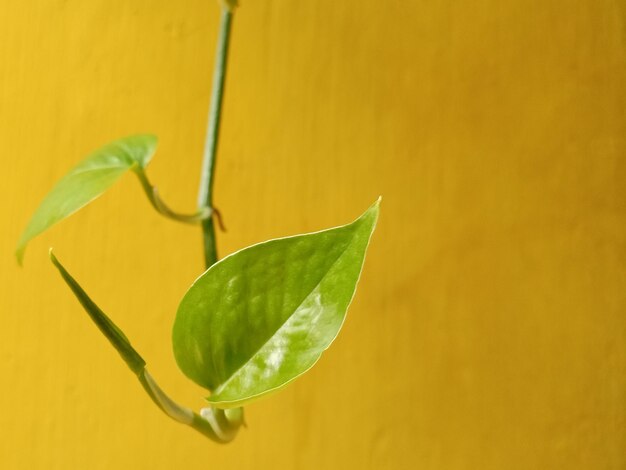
xmin=16 ymin=135 xmax=157 ymax=264
xmin=172 ymin=199 xmax=380 ymax=408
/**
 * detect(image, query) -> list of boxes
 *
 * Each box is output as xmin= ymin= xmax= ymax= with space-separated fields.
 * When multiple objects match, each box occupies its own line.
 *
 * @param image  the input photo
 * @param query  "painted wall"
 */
xmin=1 ymin=1 xmax=625 ymax=468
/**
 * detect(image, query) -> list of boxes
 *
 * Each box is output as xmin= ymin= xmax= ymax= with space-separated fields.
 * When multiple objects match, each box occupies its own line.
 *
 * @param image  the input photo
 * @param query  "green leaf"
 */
xmin=172 ymin=199 xmax=380 ymax=408
xmin=16 ymin=134 xmax=157 ymax=264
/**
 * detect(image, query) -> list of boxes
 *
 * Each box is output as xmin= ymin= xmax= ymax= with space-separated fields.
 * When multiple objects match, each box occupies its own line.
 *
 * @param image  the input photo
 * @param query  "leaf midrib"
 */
xmin=212 ymin=227 xmax=359 ymax=397
xmin=68 ymin=162 xmax=133 ymax=177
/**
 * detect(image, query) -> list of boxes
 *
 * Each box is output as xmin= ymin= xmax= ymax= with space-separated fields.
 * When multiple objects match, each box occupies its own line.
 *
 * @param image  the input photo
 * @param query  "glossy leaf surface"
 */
xmin=16 ymin=135 xmax=157 ymax=264
xmin=172 ymin=200 xmax=380 ymax=407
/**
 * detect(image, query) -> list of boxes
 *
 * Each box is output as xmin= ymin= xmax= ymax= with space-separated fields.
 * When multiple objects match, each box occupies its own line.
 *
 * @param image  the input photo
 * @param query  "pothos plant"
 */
xmin=16 ymin=0 xmax=379 ymax=444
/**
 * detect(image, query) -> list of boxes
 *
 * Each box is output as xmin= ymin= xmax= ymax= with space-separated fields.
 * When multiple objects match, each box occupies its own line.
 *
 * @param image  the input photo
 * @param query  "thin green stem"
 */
xmin=196 ymin=2 xmax=246 ymax=429
xmin=134 ymin=168 xmax=210 ymax=224
xmin=140 ymin=370 xmax=242 ymax=443
xmin=197 ymin=5 xmax=234 ymax=269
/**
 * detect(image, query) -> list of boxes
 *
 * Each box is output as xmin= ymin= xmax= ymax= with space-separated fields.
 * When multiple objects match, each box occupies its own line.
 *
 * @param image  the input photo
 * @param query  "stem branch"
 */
xmin=134 ymin=169 xmax=210 ymax=224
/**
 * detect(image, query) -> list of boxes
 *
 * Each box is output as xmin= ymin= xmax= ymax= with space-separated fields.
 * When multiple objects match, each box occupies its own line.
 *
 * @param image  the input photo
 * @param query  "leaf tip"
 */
xmin=15 ymin=247 xmax=25 ymax=267
xmin=357 ymin=197 xmax=381 ymax=227
xmin=48 ymin=248 xmax=59 ymax=267
xmin=142 ymin=133 xmax=158 ymax=148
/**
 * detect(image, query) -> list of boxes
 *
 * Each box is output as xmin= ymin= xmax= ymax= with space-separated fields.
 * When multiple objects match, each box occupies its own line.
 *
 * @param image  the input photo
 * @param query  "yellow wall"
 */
xmin=1 ymin=0 xmax=625 ymax=468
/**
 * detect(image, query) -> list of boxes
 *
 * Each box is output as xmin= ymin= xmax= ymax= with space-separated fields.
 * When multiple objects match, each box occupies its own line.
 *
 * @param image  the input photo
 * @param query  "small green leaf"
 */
xmin=172 ymin=199 xmax=380 ymax=408
xmin=16 ymin=135 xmax=157 ymax=264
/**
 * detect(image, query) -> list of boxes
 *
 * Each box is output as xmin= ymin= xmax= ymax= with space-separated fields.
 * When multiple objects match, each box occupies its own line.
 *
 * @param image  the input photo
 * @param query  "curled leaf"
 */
xmin=49 ymin=250 xmax=146 ymax=374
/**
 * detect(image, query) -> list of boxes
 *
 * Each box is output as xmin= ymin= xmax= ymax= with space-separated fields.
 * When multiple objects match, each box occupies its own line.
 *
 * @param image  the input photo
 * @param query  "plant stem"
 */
xmin=134 ymin=169 xmax=211 ymax=224
xmin=195 ymin=2 xmax=246 ymax=432
xmin=197 ymin=5 xmax=234 ymax=269
xmin=140 ymin=370 xmax=242 ymax=443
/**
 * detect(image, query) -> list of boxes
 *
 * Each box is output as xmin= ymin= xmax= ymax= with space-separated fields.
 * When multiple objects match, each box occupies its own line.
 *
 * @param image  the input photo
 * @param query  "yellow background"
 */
xmin=1 ymin=0 xmax=625 ymax=468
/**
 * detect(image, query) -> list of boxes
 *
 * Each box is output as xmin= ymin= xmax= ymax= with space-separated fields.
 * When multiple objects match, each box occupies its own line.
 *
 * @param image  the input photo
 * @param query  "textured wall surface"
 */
xmin=1 ymin=1 xmax=625 ymax=468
